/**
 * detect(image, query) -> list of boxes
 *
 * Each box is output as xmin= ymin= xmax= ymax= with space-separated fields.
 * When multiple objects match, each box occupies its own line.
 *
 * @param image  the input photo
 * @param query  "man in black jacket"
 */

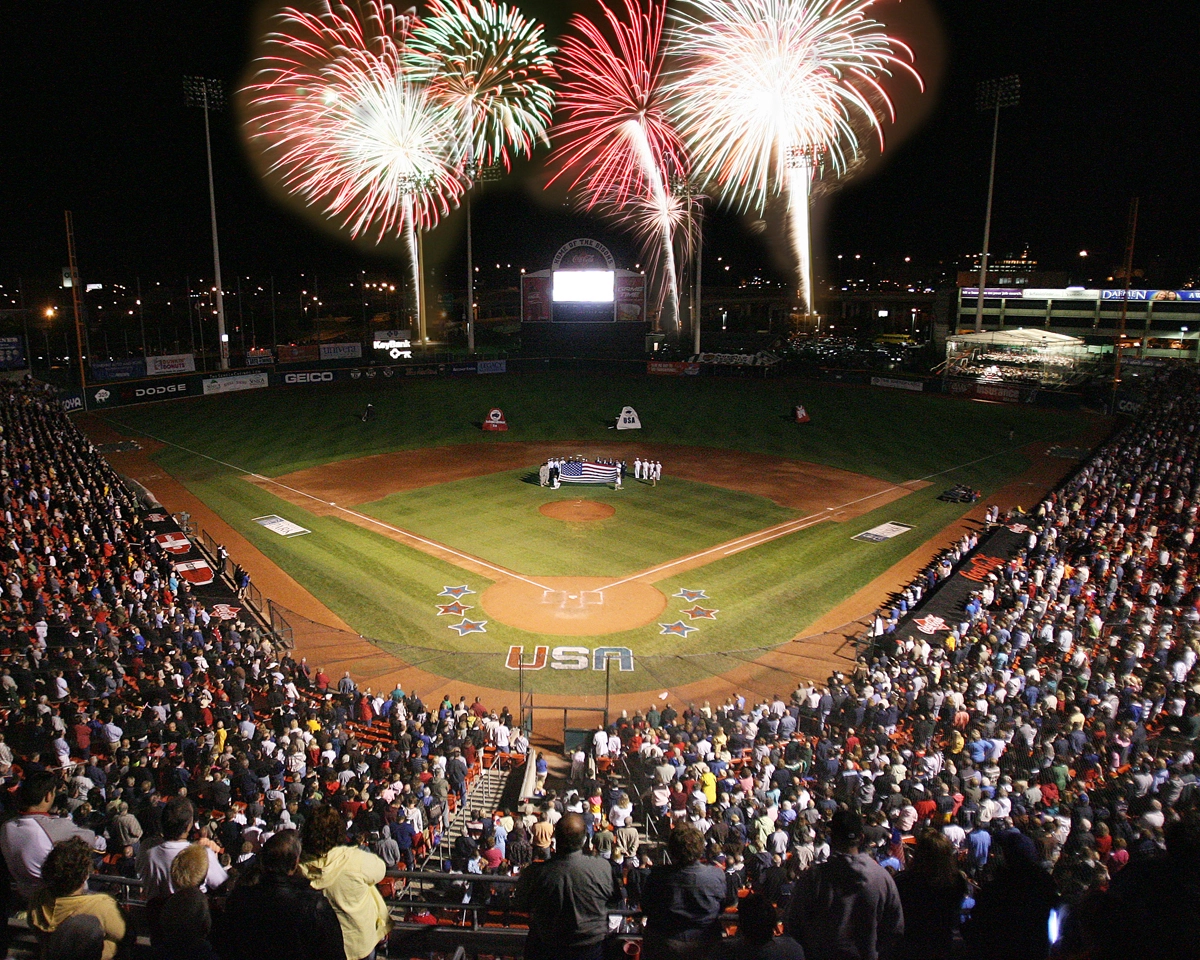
xmin=220 ymin=831 xmax=344 ymax=960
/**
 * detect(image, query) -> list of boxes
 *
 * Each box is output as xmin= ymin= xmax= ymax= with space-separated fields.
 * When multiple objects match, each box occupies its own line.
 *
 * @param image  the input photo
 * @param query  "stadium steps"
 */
xmin=430 ymin=764 xmax=511 ymax=866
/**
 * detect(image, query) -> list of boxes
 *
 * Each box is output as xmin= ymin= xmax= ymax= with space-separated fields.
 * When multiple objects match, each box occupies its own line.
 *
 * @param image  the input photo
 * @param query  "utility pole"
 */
xmin=973 ymin=75 xmax=1020 ymax=332
xmin=1113 ymin=197 xmax=1139 ymax=402
xmin=64 ymin=212 xmax=87 ymax=407
xmin=184 ymin=76 xmax=231 ymax=369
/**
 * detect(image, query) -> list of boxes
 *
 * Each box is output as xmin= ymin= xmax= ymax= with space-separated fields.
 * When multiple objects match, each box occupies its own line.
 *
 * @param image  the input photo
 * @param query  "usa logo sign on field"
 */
xmin=506 ymin=645 xmax=634 ymax=672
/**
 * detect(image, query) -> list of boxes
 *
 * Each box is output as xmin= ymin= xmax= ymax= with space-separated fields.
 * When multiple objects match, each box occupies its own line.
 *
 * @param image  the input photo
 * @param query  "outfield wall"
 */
xmin=60 ymin=352 xmax=1109 ymax=415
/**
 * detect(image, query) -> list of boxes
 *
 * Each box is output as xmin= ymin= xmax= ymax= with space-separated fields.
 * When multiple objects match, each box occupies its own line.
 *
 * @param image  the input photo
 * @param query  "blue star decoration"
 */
xmin=448 ymin=618 xmax=487 ymax=636
xmin=674 ymin=589 xmax=708 ymax=602
xmin=439 ymin=585 xmax=475 ymax=599
xmin=682 ymin=605 xmax=718 ymax=621
xmin=436 ymin=601 xmax=472 ymax=617
xmin=659 ymin=620 xmax=698 ymax=638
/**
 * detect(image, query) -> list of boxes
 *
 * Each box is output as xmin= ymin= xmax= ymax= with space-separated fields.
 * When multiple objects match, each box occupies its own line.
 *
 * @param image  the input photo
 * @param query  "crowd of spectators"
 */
xmin=4 ymin=363 xmax=1200 ymax=960
xmin=597 ymin=365 xmax=1200 ymax=959
xmin=0 ymin=379 xmax=525 ymax=959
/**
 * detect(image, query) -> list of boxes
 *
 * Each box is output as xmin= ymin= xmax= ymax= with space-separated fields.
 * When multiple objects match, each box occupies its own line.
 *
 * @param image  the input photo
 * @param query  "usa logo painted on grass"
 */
xmin=505 ymin=646 xmax=634 ymax=672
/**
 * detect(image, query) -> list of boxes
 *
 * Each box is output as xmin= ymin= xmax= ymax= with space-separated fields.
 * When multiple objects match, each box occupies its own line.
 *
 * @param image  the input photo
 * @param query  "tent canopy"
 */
xmin=948 ymin=328 xmax=1084 ymax=349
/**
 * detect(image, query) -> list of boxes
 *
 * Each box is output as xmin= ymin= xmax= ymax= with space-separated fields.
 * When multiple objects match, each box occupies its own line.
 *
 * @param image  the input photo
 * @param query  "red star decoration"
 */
xmin=436 ymin=600 xmax=471 ymax=617
xmin=682 ymin=605 xmax=718 ymax=620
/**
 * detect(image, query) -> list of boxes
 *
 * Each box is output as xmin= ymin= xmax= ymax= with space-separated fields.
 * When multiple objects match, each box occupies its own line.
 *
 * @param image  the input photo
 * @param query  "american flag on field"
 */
xmin=558 ymin=460 xmax=620 ymax=484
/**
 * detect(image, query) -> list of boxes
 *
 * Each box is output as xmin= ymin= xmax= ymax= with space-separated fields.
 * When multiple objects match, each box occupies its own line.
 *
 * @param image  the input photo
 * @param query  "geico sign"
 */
xmin=134 ymin=383 xmax=187 ymax=397
xmin=284 ymin=371 xmax=334 ymax=384
xmin=505 ymin=645 xmax=634 ymax=672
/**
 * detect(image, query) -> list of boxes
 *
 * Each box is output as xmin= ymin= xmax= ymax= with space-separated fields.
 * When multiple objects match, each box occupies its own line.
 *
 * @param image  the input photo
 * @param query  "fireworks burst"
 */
xmin=669 ymin=0 xmax=922 ymax=311
xmin=408 ymin=0 xmax=557 ymax=171
xmin=550 ymin=0 xmax=686 ymax=332
xmin=244 ymin=1 xmax=463 ymax=242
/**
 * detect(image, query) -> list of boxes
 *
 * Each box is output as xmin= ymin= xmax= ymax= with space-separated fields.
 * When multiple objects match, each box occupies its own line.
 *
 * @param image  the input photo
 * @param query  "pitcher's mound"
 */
xmin=539 ymin=500 xmax=615 ymax=522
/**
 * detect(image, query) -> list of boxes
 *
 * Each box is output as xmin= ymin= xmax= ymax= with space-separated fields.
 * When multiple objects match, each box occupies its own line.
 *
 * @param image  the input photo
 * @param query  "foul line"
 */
xmin=592 ymin=441 xmax=1045 ymax=594
xmin=105 ymin=421 xmax=555 ymax=593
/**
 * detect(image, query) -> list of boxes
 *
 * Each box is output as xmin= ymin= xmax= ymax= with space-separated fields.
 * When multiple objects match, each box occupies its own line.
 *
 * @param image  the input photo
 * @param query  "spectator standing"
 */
xmin=784 ymin=810 xmax=903 ymax=960
xmin=716 ymin=893 xmax=805 ymax=960
xmin=138 ymin=797 xmax=228 ymax=900
xmin=515 ymin=813 xmax=618 ymax=960
xmin=300 ymin=805 xmax=390 ymax=960
xmin=642 ymin=824 xmax=730 ymax=960
xmin=1 ymin=772 xmax=105 ymax=901
xmin=221 ymin=831 xmax=345 ymax=960
xmin=893 ymin=831 xmax=967 ymax=960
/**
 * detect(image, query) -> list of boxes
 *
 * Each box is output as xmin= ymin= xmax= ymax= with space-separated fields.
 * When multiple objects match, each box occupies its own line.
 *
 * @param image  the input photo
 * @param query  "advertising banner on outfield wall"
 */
xmin=319 ymin=342 xmax=363 ymax=361
xmin=246 ymin=349 xmax=274 ymax=366
xmin=870 ymin=376 xmax=924 ymax=392
xmin=202 ymin=372 xmax=269 ymax=396
xmin=280 ymin=370 xmax=338 ymax=386
xmin=91 ymin=359 xmax=147 ymax=380
xmin=119 ymin=379 xmax=194 ymax=403
xmin=476 ymin=359 xmax=506 ymax=374
xmin=647 ymin=361 xmax=700 ymax=376
xmin=146 ymin=353 xmax=196 ymax=376
xmin=277 ymin=344 xmax=320 ymax=363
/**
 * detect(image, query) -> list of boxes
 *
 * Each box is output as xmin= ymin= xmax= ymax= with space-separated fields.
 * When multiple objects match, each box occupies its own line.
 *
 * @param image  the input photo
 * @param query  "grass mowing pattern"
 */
xmin=124 ymin=375 xmax=1097 ymax=693
xmin=359 ymin=471 xmax=798 ymax=578
xmin=107 ymin=373 xmax=1077 ymax=483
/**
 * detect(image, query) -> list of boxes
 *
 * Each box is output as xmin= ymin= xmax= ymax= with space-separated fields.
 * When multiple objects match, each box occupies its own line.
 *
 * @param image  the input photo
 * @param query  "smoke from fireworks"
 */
xmin=669 ymin=0 xmax=922 ymax=312
xmin=408 ymin=0 xmax=557 ymax=171
xmin=550 ymin=0 xmax=686 ymax=332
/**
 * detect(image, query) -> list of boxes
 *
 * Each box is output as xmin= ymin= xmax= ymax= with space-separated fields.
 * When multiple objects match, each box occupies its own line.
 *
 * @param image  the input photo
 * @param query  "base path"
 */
xmin=258 ymin=442 xmax=917 ymax=636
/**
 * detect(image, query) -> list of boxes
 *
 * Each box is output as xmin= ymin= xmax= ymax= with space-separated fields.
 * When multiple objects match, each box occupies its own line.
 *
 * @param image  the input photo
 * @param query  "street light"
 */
xmin=463 ymin=160 xmax=502 ymax=355
xmin=973 ymin=75 xmax=1020 ymax=332
xmin=183 ymin=76 xmax=230 ymax=370
xmin=670 ymin=170 xmax=705 ymax=352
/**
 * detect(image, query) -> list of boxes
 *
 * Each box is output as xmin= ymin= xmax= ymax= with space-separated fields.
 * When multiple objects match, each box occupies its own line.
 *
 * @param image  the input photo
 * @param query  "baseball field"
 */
xmin=86 ymin=371 xmax=1106 ymax=698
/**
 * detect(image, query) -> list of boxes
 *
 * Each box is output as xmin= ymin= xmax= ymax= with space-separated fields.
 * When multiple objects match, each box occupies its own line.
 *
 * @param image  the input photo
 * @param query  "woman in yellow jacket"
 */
xmin=300 ymin=805 xmax=391 ymax=960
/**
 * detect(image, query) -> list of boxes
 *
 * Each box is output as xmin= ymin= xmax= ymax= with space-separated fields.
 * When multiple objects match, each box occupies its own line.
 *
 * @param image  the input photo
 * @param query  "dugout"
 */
xmin=520 ymin=238 xmax=648 ymax=358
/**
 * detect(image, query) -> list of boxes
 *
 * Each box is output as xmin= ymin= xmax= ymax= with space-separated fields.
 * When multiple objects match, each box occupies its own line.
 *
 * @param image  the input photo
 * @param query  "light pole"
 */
xmin=785 ymin=143 xmax=827 ymax=326
xmin=670 ymin=171 xmax=704 ymax=351
xmin=396 ymin=173 xmax=436 ymax=344
xmin=184 ymin=76 xmax=231 ymax=370
xmin=463 ymin=161 xmax=502 ymax=355
xmin=973 ymin=75 xmax=1020 ymax=332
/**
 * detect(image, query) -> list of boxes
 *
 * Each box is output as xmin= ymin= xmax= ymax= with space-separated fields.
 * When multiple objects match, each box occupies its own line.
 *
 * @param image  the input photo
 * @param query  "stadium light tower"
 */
xmin=184 ymin=76 xmax=230 ymax=370
xmin=463 ymin=160 xmax=502 ymax=355
xmin=973 ymin=75 xmax=1020 ymax=332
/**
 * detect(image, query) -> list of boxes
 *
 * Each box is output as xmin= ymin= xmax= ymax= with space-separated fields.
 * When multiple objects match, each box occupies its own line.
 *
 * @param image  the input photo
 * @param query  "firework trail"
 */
xmin=551 ymin=0 xmax=686 ymax=332
xmin=669 ymin=0 xmax=922 ymax=313
xmin=408 ymin=0 xmax=556 ymax=172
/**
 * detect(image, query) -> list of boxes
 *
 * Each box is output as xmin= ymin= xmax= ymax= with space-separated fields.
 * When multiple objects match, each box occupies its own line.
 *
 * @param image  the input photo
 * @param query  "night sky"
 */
xmin=1 ymin=0 xmax=1197 ymax=297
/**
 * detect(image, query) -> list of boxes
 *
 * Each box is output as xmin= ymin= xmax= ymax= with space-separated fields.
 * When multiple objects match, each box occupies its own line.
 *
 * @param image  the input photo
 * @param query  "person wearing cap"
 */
xmin=784 ymin=809 xmax=903 ymax=960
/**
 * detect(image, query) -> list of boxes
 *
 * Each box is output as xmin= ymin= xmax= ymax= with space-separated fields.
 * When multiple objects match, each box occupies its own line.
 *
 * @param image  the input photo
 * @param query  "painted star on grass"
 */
xmin=439 ymin=585 xmax=475 ymax=599
xmin=448 ymin=618 xmax=487 ymax=636
xmin=674 ymin=589 xmax=709 ymax=602
xmin=436 ymin=601 xmax=472 ymax=617
xmin=659 ymin=620 xmax=698 ymax=638
xmin=682 ymin=605 xmax=718 ymax=621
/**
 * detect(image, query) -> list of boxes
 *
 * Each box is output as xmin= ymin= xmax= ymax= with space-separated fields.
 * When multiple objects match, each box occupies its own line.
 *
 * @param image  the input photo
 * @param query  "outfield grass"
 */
xmin=359 ymin=471 xmax=798 ymax=577
xmin=103 ymin=372 xmax=1083 ymax=484
xmin=125 ymin=370 xmax=1098 ymax=694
